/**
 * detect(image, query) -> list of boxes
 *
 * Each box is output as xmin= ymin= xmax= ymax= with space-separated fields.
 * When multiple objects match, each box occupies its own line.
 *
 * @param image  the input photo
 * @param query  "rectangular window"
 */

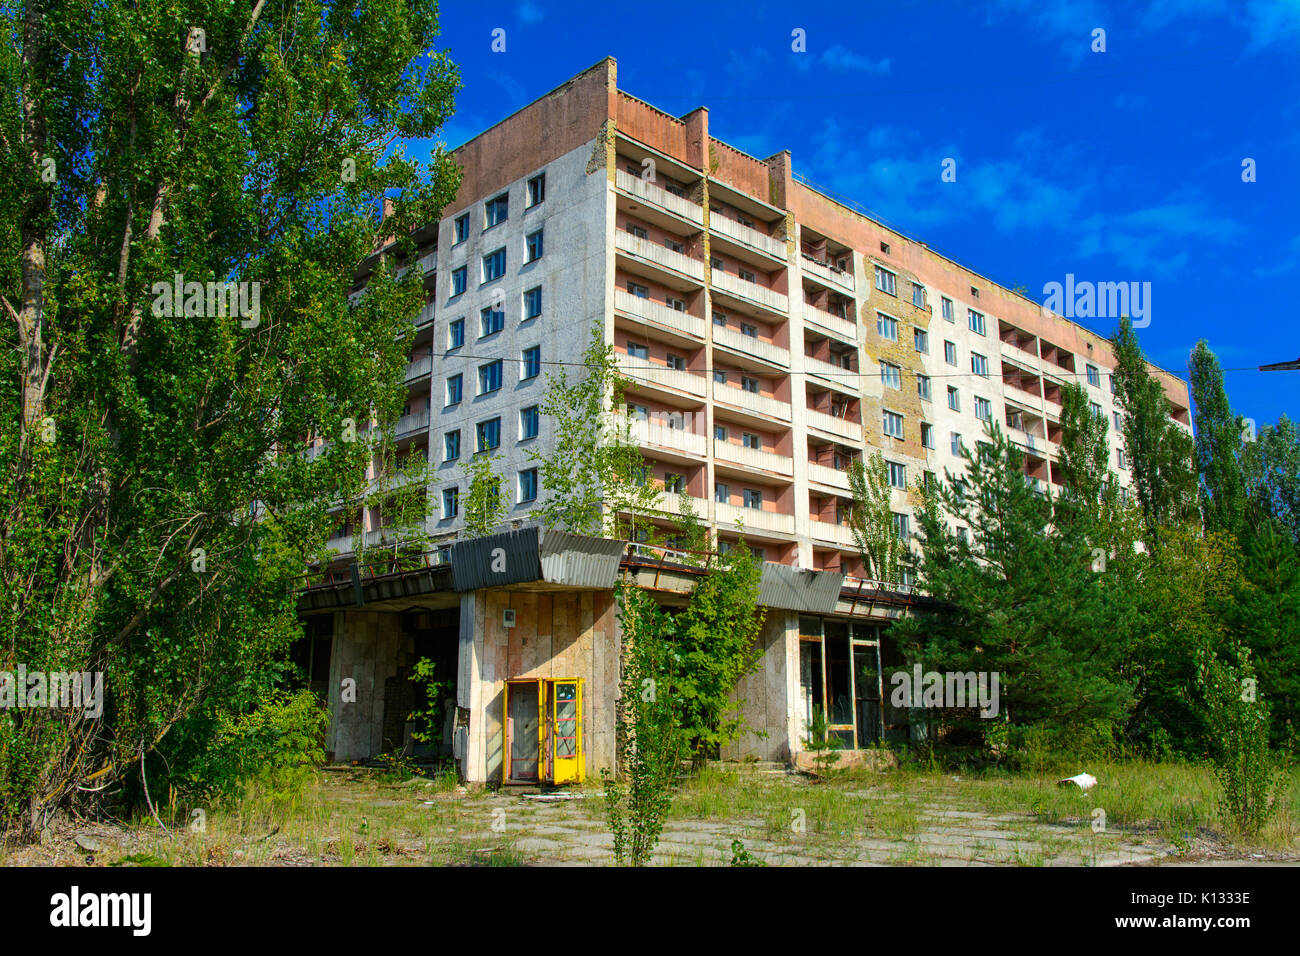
xmin=520 ymin=405 xmax=539 ymax=440
xmin=951 ymin=432 xmax=962 ymax=456
xmin=888 ymin=461 xmax=906 ymax=489
xmin=742 ymin=432 xmax=762 ymax=450
xmin=715 ymin=482 xmax=729 ymax=503
xmin=713 ymin=310 xmax=728 ymax=327
xmin=880 ymin=362 xmax=901 ymax=389
xmin=1091 ymin=401 xmax=1103 ymax=418
xmin=743 ymin=488 xmax=763 ymax=509
xmin=522 ymin=346 xmax=541 ymax=380
xmin=876 ymin=313 xmax=898 ymax=341
xmin=1117 ymin=448 xmax=1127 ymax=469
xmin=917 ymin=374 xmax=932 ymax=400
xmin=666 ymin=353 xmax=685 ymax=371
xmin=1087 ymin=364 xmax=1101 ymax=387
xmin=664 ymin=237 xmax=685 ymax=254
xmin=882 ymin=409 xmax=904 ymax=439
xmin=968 ymin=309 xmax=986 ymax=335
xmin=476 ymin=418 xmax=501 ymax=452
xmin=664 ymin=473 xmax=685 ymax=493
xmin=444 ymin=430 xmax=460 ymax=461
xmin=627 ymin=341 xmax=649 ymax=360
xmin=874 ymin=265 xmax=896 ymax=295
xmin=914 ymin=327 xmax=929 ymax=353
xmin=741 ymin=376 xmax=760 ymax=394
xmin=738 ymin=268 xmax=756 ymax=283
xmin=448 ymin=318 xmax=465 ymax=350
xmin=942 ymin=296 xmax=954 ymax=321
xmin=454 ymin=214 xmax=469 ymax=244
xmin=523 ymin=286 xmax=542 ymax=320
xmin=525 ymin=229 xmax=544 ymax=262
xmin=451 ymin=265 xmax=467 ymax=296
xmin=947 ymin=386 xmax=960 ymax=412
xmin=481 ymin=306 xmax=504 ymax=336
xmin=1113 ymin=411 xmax=1123 ymax=430
xmin=478 ymin=360 xmax=503 ymax=395
xmin=442 ymin=487 xmax=459 ymax=519
xmin=714 ymin=424 xmax=727 ymax=441
xmin=971 ymin=353 xmax=989 ymax=377
xmin=921 ymin=422 xmax=935 ymax=449
xmin=446 ymin=374 xmax=462 ymax=406
xmin=740 ymin=322 xmax=758 ymax=338
xmin=482 ymin=247 xmax=506 ymax=283
xmin=713 ymin=369 xmax=726 ymax=384
xmin=627 ymin=280 xmax=649 ymax=298
xmin=519 ymin=468 xmax=538 ymax=502
xmin=893 ymin=512 xmax=910 ymax=542
xmin=944 ymin=340 xmax=957 ymax=366
xmin=485 ymin=193 xmax=508 ymax=227
xmin=629 ymin=223 xmax=648 ymax=239
xmin=975 ymin=397 xmax=992 ymax=422
xmin=526 ymin=173 xmax=545 ymax=207
xmin=912 ymin=283 xmax=926 ymax=308
xmin=627 ymin=403 xmax=649 ymax=421
xmin=666 ymin=296 xmax=686 ymax=311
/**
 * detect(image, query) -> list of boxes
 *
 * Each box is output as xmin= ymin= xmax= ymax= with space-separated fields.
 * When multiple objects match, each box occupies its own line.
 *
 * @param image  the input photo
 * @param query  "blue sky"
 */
xmin=420 ymin=0 xmax=1299 ymax=428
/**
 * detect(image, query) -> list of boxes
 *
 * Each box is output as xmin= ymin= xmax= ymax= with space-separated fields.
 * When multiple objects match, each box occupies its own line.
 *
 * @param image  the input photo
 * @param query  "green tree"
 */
xmin=461 ymin=452 xmax=506 ymax=538
xmin=531 ymin=325 xmax=660 ymax=539
xmin=893 ymin=423 xmax=1135 ymax=743
xmin=0 ymin=0 xmax=460 ymax=838
xmin=1110 ymin=317 xmax=1197 ymax=550
xmin=1243 ymin=414 xmax=1300 ymax=544
xmin=1190 ymin=341 xmax=1248 ymax=536
xmin=847 ymin=452 xmax=904 ymax=582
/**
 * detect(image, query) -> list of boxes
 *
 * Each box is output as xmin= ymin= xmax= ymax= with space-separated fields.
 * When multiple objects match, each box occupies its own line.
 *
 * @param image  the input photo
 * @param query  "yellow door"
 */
xmin=548 ymin=679 xmax=584 ymax=785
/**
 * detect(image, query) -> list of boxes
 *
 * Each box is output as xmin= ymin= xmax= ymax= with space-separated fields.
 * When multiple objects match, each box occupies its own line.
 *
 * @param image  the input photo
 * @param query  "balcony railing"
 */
xmin=614 ymin=229 xmax=705 ymax=282
xmin=807 ymin=462 xmax=851 ymax=490
xmin=803 ymin=301 xmax=859 ymax=343
xmin=614 ymin=289 xmax=705 ymax=340
xmin=394 ymin=410 xmax=429 ymax=438
xmin=711 ymin=268 xmax=788 ymax=314
xmin=615 ymin=169 xmax=704 ymax=226
xmin=804 ymin=354 xmax=857 ymax=388
xmin=801 ymin=254 xmax=856 ymax=293
xmin=622 ymin=416 xmax=707 ymax=456
xmin=711 ymin=381 xmax=792 ymax=422
xmin=405 ymin=355 xmax=433 ymax=382
xmin=806 ymin=409 xmax=863 ymax=443
xmin=709 ymin=213 xmax=786 ymax=260
xmin=713 ymin=325 xmax=790 ymax=368
xmin=415 ymin=301 xmax=436 ymax=327
xmin=810 ymin=519 xmax=858 ymax=547
xmin=712 ymin=439 xmax=794 ymax=477
xmin=715 ymin=501 xmax=795 ymax=536
xmin=657 ymin=491 xmax=709 ymax=518
xmin=618 ymin=356 xmax=706 ymax=397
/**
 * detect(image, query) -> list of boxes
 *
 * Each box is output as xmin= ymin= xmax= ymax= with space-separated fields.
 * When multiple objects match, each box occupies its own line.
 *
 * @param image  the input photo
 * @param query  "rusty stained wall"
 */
xmin=460 ymin=587 xmax=619 ymax=784
xmin=721 ymin=610 xmax=800 ymax=763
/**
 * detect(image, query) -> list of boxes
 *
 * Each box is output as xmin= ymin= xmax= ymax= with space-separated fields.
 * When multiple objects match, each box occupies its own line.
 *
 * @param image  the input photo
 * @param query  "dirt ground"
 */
xmin=4 ymin=765 xmax=1295 ymax=867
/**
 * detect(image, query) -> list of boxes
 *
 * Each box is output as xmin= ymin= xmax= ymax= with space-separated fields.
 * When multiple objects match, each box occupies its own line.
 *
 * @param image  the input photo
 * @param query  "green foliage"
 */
xmin=461 ymin=452 xmax=506 ymax=538
xmin=1197 ymin=654 xmax=1281 ymax=838
xmin=603 ymin=582 xmax=684 ymax=866
xmin=1243 ymin=414 xmax=1300 ymax=544
xmin=1190 ymin=341 xmax=1248 ymax=536
xmin=0 ymin=0 xmax=460 ymax=837
xmin=847 ymin=452 xmax=905 ymax=582
xmin=729 ymin=838 xmax=766 ymax=866
xmin=531 ymin=325 xmax=660 ymax=538
xmin=673 ymin=546 xmax=766 ymax=766
xmin=407 ymin=657 xmax=451 ymax=747
xmin=183 ymin=690 xmax=329 ymax=804
xmin=802 ymin=706 xmax=842 ymax=777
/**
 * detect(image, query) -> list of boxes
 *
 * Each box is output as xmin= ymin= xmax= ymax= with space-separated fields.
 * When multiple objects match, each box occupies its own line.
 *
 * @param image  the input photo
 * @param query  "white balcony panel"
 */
xmin=713 ymin=325 xmax=790 ymax=368
xmin=624 ymin=417 xmax=707 ymax=457
xmin=619 ymin=357 xmax=706 ymax=397
xmin=803 ymin=302 xmax=859 ymax=343
xmin=801 ymin=254 xmax=856 ymax=293
xmin=405 ymin=355 xmax=434 ymax=382
xmin=806 ymin=409 xmax=863 ymax=443
xmin=615 ymin=169 xmax=704 ymax=226
xmin=810 ymin=519 xmax=858 ymax=547
xmin=711 ymin=381 xmax=792 ymax=422
xmin=716 ymin=501 xmax=795 ymax=536
xmin=615 ymin=230 xmax=705 ymax=282
xmin=394 ymin=410 xmax=429 ymax=438
xmin=710 ymin=213 xmax=786 ymax=259
xmin=807 ymin=462 xmax=851 ymax=490
xmin=713 ymin=439 xmax=794 ymax=477
xmin=615 ymin=289 xmax=705 ymax=340
xmin=711 ymin=269 xmax=788 ymax=314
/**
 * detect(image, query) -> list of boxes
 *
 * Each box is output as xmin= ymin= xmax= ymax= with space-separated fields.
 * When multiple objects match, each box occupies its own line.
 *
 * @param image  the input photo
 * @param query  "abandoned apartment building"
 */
xmin=294 ymin=57 xmax=1192 ymax=786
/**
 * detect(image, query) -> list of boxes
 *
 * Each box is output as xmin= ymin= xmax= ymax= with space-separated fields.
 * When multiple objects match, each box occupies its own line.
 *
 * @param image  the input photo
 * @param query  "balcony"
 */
xmin=394 ymin=410 xmax=429 ymax=439
xmin=623 ymin=416 xmax=707 ymax=457
xmin=804 ymin=354 xmax=857 ymax=390
xmin=801 ymin=254 xmax=856 ymax=294
xmin=405 ymin=355 xmax=434 ymax=383
xmin=802 ymin=302 xmax=859 ymax=344
xmin=713 ymin=439 xmax=794 ymax=477
xmin=657 ymin=490 xmax=709 ymax=519
xmin=713 ymin=325 xmax=790 ymax=368
xmin=615 ymin=169 xmax=704 ymax=227
xmin=415 ymin=301 xmax=436 ymax=327
xmin=810 ymin=519 xmax=857 ymax=548
xmin=709 ymin=213 xmax=786 ymax=261
xmin=806 ymin=409 xmax=863 ymax=444
xmin=711 ymin=381 xmax=792 ymax=423
xmin=615 ymin=229 xmax=705 ymax=283
xmin=618 ymin=356 xmax=706 ymax=397
xmin=716 ymin=501 xmax=796 ymax=536
xmin=614 ymin=289 xmax=705 ymax=341
xmin=807 ymin=462 xmax=851 ymax=491
xmin=711 ymin=269 xmax=788 ymax=314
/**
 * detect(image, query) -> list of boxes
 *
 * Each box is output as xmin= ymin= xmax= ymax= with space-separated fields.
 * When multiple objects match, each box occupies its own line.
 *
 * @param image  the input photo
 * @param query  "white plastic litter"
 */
xmin=1058 ymin=772 xmax=1098 ymax=791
